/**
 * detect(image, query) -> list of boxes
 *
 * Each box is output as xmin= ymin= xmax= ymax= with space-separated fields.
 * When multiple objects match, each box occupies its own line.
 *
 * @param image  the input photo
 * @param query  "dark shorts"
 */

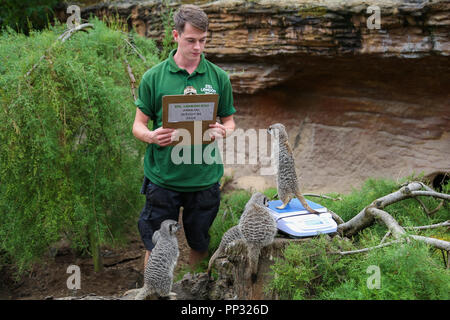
xmin=138 ymin=177 xmax=221 ymax=252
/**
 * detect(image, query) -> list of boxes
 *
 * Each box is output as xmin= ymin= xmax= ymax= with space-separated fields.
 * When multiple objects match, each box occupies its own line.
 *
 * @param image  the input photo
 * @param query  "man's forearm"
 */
xmin=221 ymin=116 xmax=235 ymax=137
xmin=133 ymin=122 xmax=153 ymax=144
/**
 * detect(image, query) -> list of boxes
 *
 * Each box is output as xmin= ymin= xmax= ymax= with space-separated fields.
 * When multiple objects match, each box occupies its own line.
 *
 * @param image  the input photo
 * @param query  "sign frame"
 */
xmin=162 ymin=94 xmax=219 ymax=146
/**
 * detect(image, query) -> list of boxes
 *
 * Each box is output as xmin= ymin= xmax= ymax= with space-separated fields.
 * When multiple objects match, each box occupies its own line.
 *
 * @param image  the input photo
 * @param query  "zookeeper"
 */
xmin=132 ymin=4 xmax=236 ymax=269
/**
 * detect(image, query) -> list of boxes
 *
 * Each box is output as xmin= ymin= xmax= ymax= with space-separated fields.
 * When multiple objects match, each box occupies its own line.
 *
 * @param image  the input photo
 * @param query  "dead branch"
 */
xmin=337 ymin=181 xmax=448 ymax=237
xmin=410 ymin=191 xmax=450 ymax=201
xmin=380 ymin=231 xmax=391 ymax=244
xmin=123 ymin=38 xmax=146 ymax=62
xmin=337 ymin=239 xmax=404 ymax=256
xmin=334 ymin=182 xmax=450 ymax=257
xmin=404 ymin=220 xmax=450 ymax=231
xmin=26 ymin=23 xmax=94 ymax=78
xmin=124 ymin=58 xmax=137 ymax=101
xmin=303 ymin=193 xmax=342 ymax=201
xmin=366 ymin=207 xmax=406 ymax=240
xmin=414 ymin=197 xmax=444 ymax=216
xmin=57 ymin=23 xmax=94 ymax=43
xmin=365 ymin=207 xmax=450 ymax=252
xmin=408 ymin=235 xmax=450 ymax=252
xmin=25 ymin=55 xmax=46 ymax=77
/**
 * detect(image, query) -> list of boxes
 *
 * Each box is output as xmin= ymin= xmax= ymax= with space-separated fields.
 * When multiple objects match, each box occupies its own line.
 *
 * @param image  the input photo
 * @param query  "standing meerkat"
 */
xmin=207 ymin=224 xmax=242 ymax=278
xmin=239 ymin=192 xmax=277 ymax=283
xmin=268 ymin=123 xmax=319 ymax=214
xmin=125 ymin=219 xmax=180 ymax=300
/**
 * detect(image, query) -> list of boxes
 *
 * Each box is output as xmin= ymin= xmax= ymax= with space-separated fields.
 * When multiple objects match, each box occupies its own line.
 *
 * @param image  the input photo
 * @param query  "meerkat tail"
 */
xmin=123 ymin=288 xmax=141 ymax=298
xmin=247 ymin=244 xmax=261 ymax=284
xmin=167 ymin=292 xmax=177 ymax=300
xmin=296 ymin=192 xmax=320 ymax=215
xmin=207 ymin=249 xmax=221 ymax=278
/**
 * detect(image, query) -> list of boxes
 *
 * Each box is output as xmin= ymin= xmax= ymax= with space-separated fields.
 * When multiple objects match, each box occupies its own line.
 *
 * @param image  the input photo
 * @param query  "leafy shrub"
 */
xmin=322 ymin=241 xmax=450 ymax=300
xmin=0 ymin=18 xmax=160 ymax=274
xmin=268 ymin=178 xmax=449 ymax=300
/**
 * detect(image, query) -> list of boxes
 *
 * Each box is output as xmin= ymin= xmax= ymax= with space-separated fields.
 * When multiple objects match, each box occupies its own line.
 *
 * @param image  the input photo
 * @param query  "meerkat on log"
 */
xmin=239 ymin=192 xmax=277 ymax=283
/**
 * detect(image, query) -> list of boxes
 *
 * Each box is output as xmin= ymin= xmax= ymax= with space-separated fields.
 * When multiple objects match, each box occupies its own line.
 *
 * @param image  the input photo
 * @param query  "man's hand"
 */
xmin=208 ymin=122 xmax=227 ymax=140
xmin=149 ymin=127 xmax=176 ymax=146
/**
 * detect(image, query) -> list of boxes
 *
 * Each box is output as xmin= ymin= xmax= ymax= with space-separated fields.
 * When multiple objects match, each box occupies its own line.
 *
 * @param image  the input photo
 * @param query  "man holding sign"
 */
xmin=132 ymin=4 xmax=236 ymax=268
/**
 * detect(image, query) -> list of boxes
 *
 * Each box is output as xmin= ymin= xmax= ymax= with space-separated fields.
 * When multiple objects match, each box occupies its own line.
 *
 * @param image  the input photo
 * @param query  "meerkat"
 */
xmin=125 ymin=219 xmax=180 ymax=300
xmin=238 ymin=192 xmax=277 ymax=283
xmin=207 ymin=225 xmax=242 ymax=279
xmin=267 ymin=123 xmax=319 ymax=214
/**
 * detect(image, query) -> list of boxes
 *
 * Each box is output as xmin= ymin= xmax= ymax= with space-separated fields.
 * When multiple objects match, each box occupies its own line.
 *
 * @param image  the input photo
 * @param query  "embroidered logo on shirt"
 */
xmin=201 ymin=84 xmax=217 ymax=94
xmin=184 ymin=86 xmax=197 ymax=95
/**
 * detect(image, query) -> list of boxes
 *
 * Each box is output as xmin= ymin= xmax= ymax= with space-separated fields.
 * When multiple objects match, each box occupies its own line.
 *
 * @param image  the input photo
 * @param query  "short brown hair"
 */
xmin=173 ymin=4 xmax=208 ymax=33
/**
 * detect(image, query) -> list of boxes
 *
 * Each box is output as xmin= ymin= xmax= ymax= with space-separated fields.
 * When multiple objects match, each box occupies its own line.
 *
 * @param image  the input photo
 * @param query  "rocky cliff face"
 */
xmin=80 ymin=0 xmax=449 ymax=193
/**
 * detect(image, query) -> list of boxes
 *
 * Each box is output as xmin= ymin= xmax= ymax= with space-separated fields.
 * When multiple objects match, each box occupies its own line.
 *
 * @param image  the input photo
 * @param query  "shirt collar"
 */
xmin=168 ymin=49 xmax=206 ymax=74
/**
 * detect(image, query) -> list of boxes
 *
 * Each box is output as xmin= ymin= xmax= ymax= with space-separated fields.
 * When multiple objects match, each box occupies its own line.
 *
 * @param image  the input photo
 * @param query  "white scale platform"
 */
xmin=267 ymin=198 xmax=338 ymax=238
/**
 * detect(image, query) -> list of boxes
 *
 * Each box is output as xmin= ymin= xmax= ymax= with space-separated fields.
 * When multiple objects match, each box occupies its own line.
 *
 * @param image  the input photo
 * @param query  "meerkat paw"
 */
xmin=276 ymin=203 xmax=288 ymax=210
xmin=123 ymin=288 xmax=141 ymax=297
xmin=134 ymin=290 xmax=148 ymax=300
xmin=168 ymin=292 xmax=177 ymax=300
xmin=309 ymin=209 xmax=321 ymax=215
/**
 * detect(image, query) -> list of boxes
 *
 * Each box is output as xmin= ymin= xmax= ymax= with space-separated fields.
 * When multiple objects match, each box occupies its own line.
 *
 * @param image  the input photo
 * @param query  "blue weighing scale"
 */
xmin=268 ymin=198 xmax=337 ymax=238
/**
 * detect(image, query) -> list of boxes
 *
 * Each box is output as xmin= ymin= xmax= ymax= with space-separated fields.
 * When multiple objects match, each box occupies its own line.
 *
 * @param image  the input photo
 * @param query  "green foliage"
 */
xmin=267 ymin=235 xmax=355 ymax=299
xmin=0 ymin=0 xmax=60 ymax=34
xmin=322 ymin=241 xmax=450 ymax=300
xmin=268 ymin=178 xmax=450 ymax=300
xmin=268 ymin=236 xmax=449 ymax=300
xmin=159 ymin=0 xmax=177 ymax=60
xmin=0 ymin=18 xmax=161 ymax=274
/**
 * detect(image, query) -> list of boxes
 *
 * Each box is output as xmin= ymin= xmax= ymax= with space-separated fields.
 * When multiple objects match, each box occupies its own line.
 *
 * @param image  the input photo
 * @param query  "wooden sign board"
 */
xmin=162 ymin=94 xmax=219 ymax=146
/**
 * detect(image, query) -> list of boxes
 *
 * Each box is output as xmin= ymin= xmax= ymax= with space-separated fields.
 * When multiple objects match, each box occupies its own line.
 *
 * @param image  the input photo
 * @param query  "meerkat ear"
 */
xmin=170 ymin=223 xmax=179 ymax=234
xmin=152 ymin=230 xmax=160 ymax=246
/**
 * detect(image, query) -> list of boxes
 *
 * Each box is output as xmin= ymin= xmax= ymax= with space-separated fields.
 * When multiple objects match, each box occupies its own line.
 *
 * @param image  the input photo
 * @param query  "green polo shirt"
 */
xmin=135 ymin=49 xmax=236 ymax=192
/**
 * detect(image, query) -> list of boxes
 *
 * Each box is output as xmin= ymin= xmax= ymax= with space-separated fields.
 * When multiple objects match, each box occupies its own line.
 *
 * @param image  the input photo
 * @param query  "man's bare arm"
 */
xmin=132 ymin=108 xmax=174 ymax=146
xmin=208 ymin=114 xmax=235 ymax=140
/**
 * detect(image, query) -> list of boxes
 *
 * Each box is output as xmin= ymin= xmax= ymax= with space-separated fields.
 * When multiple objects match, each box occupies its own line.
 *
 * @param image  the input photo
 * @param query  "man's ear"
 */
xmin=172 ymin=29 xmax=179 ymax=41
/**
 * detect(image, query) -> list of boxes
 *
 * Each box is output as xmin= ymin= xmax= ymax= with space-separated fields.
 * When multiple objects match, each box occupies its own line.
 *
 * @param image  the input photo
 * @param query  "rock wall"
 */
xmin=78 ymin=0 xmax=449 ymax=193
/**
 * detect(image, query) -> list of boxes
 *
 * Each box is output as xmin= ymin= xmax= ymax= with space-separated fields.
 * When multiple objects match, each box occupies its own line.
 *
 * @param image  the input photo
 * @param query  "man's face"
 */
xmin=173 ymin=22 xmax=207 ymax=62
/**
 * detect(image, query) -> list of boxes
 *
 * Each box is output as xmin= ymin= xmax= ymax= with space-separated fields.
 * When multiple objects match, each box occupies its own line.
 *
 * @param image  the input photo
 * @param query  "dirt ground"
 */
xmin=1 ymin=215 xmax=193 ymax=300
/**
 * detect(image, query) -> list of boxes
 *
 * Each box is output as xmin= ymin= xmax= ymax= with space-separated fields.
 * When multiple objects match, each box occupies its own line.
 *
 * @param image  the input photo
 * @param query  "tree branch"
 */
xmin=123 ymin=38 xmax=146 ymax=62
xmin=408 ymin=235 xmax=450 ymax=252
xmin=337 ymin=239 xmax=404 ymax=256
xmin=366 ymin=207 xmax=406 ymax=239
xmin=335 ymin=182 xmax=450 ymax=256
xmin=57 ymin=23 xmax=94 ymax=43
xmin=404 ymin=220 xmax=450 ymax=230
xmin=303 ymin=193 xmax=342 ymax=201
xmin=124 ymin=58 xmax=137 ymax=101
xmin=26 ymin=23 xmax=94 ymax=78
xmin=410 ymin=191 xmax=450 ymax=201
xmin=337 ymin=181 xmax=423 ymax=237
